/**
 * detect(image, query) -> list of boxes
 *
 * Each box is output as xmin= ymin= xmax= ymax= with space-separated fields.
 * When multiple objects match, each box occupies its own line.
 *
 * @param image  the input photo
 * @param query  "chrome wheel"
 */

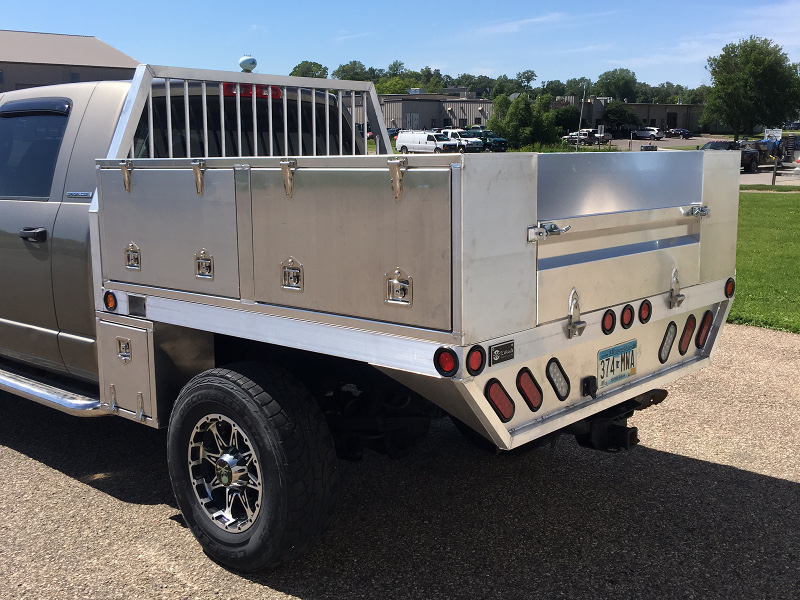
xmin=188 ymin=413 xmax=262 ymax=533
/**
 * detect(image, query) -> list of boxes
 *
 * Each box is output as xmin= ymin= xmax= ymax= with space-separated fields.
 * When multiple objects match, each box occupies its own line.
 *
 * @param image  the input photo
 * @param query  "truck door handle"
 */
xmin=19 ymin=227 xmax=47 ymax=243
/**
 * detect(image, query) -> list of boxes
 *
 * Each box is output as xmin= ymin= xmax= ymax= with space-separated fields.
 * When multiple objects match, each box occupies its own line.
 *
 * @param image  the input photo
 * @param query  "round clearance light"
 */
xmin=103 ymin=291 xmax=117 ymax=311
xmin=639 ymin=299 xmax=652 ymax=324
xmin=466 ymin=345 xmax=486 ymax=376
xmin=678 ymin=314 xmax=697 ymax=355
xmin=602 ymin=309 xmax=616 ymax=335
xmin=516 ymin=368 xmax=543 ymax=412
xmin=725 ymin=278 xmax=736 ymax=298
xmin=546 ymin=358 xmax=570 ymax=401
xmin=696 ymin=310 xmax=714 ymax=349
xmin=434 ymin=348 xmax=459 ymax=377
xmin=659 ymin=321 xmax=678 ymax=364
xmin=621 ymin=304 xmax=635 ymax=329
xmin=484 ymin=379 xmax=515 ymax=422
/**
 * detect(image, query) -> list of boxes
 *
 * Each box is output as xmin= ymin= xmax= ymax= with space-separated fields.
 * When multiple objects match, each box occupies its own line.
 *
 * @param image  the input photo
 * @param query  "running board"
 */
xmin=0 ymin=367 xmax=104 ymax=417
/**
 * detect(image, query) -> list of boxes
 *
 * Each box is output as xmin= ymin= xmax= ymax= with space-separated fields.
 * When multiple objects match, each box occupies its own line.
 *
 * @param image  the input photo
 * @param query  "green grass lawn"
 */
xmin=728 ymin=191 xmax=800 ymax=333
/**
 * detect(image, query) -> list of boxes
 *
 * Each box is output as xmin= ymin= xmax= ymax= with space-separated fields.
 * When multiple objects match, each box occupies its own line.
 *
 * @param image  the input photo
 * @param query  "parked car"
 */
xmin=386 ymin=127 xmax=400 ymax=139
xmin=440 ymin=129 xmax=484 ymax=152
xmin=470 ymin=129 xmax=508 ymax=151
xmin=700 ymin=140 xmax=759 ymax=172
xmin=631 ymin=127 xmax=664 ymax=140
xmin=395 ymin=130 xmax=459 ymax=153
xmin=562 ymin=131 xmax=596 ymax=145
xmin=580 ymin=128 xmax=611 ymax=144
xmin=665 ymin=128 xmax=693 ymax=139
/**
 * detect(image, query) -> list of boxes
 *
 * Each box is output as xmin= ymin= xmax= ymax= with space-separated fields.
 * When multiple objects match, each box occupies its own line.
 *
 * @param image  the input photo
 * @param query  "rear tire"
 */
xmin=167 ymin=364 xmax=338 ymax=572
xmin=434 ymin=147 xmax=442 ymax=154
xmin=400 ymin=146 xmax=408 ymax=154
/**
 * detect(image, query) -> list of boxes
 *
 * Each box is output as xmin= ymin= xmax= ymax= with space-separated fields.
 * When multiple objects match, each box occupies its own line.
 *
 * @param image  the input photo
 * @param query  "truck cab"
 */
xmin=0 ymin=81 xmax=130 ymax=382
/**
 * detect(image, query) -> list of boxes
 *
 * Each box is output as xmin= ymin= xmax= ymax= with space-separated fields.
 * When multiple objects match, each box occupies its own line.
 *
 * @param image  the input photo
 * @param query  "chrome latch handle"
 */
xmin=689 ymin=205 xmax=710 ymax=218
xmin=528 ymin=221 xmax=572 ymax=242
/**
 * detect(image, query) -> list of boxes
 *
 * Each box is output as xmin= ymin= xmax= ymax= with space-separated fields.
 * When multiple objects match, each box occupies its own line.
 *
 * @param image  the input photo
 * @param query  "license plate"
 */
xmin=598 ymin=340 xmax=637 ymax=389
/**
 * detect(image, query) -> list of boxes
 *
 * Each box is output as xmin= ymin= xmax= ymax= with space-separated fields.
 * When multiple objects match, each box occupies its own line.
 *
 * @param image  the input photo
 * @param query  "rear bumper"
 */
xmin=382 ymin=279 xmax=732 ymax=450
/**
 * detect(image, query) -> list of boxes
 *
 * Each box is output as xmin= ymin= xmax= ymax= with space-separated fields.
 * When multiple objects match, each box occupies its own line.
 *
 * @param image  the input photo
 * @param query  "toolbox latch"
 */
xmin=567 ymin=288 xmax=586 ymax=339
xmin=281 ymin=257 xmax=304 ymax=292
xmin=669 ymin=267 xmax=685 ymax=309
xmin=385 ymin=268 xmax=413 ymax=307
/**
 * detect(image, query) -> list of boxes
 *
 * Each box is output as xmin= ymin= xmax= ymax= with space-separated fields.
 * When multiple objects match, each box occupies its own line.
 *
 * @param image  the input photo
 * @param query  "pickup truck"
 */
xmin=0 ymin=64 xmax=739 ymax=572
xmin=700 ymin=140 xmax=760 ymax=172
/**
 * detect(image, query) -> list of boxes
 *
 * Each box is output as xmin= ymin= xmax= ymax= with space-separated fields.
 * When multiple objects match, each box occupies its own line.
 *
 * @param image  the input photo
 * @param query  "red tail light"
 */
xmin=602 ymin=309 xmax=616 ymax=335
xmin=678 ymin=314 xmax=697 ymax=355
xmin=621 ymin=304 xmax=635 ymax=329
xmin=696 ymin=310 xmax=714 ymax=349
xmin=516 ymin=368 xmax=543 ymax=412
xmin=466 ymin=345 xmax=486 ymax=376
xmin=434 ymin=347 xmax=459 ymax=377
xmin=724 ymin=278 xmax=735 ymax=298
xmin=639 ymin=299 xmax=652 ymax=324
xmin=222 ymin=83 xmax=281 ymax=99
xmin=484 ymin=379 xmax=515 ymax=422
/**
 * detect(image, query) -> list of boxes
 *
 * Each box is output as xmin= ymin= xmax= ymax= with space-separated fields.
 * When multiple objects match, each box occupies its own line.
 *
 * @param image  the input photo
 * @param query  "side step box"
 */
xmin=0 ymin=366 xmax=103 ymax=417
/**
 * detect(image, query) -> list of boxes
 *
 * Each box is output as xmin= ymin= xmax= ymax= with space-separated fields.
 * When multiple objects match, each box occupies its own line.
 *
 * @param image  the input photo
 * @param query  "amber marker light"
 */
xmin=103 ymin=291 xmax=117 ymax=311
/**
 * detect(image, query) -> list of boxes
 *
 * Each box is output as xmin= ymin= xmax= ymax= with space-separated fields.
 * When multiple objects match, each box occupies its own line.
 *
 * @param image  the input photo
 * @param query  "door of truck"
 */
xmin=0 ymin=97 xmax=72 ymax=372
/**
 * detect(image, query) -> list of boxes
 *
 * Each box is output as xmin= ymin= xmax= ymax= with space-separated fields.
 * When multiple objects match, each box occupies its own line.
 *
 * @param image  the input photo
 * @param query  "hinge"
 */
xmin=388 ymin=157 xmax=407 ymax=201
xmin=191 ymin=159 xmax=206 ymax=196
xmin=280 ymin=158 xmax=297 ymax=198
xmin=688 ymin=205 xmax=710 ymax=218
xmin=119 ymin=159 xmax=133 ymax=193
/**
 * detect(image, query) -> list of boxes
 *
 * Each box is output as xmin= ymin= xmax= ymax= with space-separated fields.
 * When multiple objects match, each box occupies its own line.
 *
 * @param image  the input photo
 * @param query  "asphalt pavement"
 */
xmin=0 ymin=323 xmax=798 ymax=599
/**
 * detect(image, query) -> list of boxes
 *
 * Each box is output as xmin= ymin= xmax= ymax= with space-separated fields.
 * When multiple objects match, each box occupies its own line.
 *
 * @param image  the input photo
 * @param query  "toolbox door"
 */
xmin=535 ymin=152 xmax=705 ymax=325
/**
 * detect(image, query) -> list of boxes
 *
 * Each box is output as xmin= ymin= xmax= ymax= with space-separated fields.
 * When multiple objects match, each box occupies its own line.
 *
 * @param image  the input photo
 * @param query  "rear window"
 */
xmin=132 ymin=82 xmax=361 ymax=158
xmin=0 ymin=99 xmax=70 ymax=198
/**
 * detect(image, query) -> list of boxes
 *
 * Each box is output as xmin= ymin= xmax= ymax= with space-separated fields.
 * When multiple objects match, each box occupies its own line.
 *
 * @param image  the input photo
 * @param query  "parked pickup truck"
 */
xmin=700 ymin=140 xmax=760 ymax=172
xmin=0 ymin=64 xmax=739 ymax=572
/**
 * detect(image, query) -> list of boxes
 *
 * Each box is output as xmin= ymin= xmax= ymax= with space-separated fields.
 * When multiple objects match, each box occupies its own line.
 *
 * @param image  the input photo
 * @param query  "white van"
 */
xmin=395 ymin=130 xmax=459 ymax=153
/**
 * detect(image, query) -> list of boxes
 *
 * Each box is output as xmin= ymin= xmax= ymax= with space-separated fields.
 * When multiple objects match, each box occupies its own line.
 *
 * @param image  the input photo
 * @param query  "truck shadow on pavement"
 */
xmin=1 ymin=395 xmax=797 ymax=599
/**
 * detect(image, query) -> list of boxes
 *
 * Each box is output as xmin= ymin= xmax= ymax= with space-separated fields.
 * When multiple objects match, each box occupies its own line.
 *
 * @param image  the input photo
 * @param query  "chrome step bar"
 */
xmin=0 ymin=367 xmax=104 ymax=417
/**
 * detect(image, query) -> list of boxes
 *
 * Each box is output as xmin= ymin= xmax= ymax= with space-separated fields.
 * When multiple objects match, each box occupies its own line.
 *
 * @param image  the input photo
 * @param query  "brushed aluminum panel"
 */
xmin=250 ymin=165 xmax=452 ymax=330
xmin=698 ymin=151 xmax=740 ymax=282
xmin=537 ymin=151 xmax=704 ymax=219
xmin=99 ymin=167 xmax=239 ymax=298
xmin=458 ymin=153 xmax=538 ymax=345
xmin=537 ymin=242 xmax=700 ymax=324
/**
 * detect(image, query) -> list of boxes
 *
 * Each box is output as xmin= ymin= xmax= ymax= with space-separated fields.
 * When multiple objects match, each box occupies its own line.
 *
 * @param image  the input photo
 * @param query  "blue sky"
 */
xmin=5 ymin=1 xmax=800 ymax=88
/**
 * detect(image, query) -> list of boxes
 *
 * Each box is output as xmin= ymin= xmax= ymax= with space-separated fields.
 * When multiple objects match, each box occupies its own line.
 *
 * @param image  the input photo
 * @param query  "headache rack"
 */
xmin=108 ymin=64 xmax=391 ymax=160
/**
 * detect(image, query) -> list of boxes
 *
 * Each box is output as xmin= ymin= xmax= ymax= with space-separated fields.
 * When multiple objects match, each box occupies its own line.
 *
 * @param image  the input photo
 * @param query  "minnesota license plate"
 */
xmin=598 ymin=340 xmax=637 ymax=389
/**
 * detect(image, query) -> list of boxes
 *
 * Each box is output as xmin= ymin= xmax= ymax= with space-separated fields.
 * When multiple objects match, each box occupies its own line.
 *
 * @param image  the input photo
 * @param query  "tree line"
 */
xmin=290 ymin=36 xmax=800 ymax=143
xmin=289 ymin=60 xmax=708 ymax=105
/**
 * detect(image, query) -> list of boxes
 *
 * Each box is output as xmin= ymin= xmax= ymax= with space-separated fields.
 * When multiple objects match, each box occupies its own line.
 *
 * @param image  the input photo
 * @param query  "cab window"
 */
xmin=0 ymin=98 xmax=70 ymax=198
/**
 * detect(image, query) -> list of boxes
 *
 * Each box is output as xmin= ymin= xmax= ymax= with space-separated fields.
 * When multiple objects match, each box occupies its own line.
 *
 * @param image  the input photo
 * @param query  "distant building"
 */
xmin=379 ymin=94 xmax=493 ymax=130
xmin=0 ymin=30 xmax=138 ymax=92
